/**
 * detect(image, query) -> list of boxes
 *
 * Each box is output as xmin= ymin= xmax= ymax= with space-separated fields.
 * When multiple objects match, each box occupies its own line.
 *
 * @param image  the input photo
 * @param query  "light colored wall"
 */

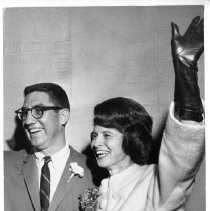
xmin=3 ymin=6 xmax=205 ymax=210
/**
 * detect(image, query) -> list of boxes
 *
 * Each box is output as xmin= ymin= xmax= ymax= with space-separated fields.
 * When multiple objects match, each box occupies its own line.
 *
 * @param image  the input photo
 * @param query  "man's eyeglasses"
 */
xmin=15 ymin=106 xmax=63 ymax=121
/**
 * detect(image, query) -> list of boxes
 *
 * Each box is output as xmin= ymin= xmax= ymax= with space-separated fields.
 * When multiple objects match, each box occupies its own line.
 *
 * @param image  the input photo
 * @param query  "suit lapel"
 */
xmin=48 ymin=147 xmax=82 ymax=211
xmin=21 ymin=154 xmax=40 ymax=211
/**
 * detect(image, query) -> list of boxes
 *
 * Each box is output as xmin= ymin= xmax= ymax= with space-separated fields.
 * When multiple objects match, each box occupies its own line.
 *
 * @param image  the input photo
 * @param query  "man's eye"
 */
xmin=33 ymin=107 xmax=43 ymax=114
xmin=20 ymin=110 xmax=28 ymax=116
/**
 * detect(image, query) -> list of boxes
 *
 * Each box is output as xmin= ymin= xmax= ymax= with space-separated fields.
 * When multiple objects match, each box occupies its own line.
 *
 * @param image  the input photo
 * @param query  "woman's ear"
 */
xmin=59 ymin=108 xmax=70 ymax=125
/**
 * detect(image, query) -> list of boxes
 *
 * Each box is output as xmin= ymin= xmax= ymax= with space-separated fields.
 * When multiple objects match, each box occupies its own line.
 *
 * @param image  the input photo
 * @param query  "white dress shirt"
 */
xmin=35 ymin=143 xmax=70 ymax=202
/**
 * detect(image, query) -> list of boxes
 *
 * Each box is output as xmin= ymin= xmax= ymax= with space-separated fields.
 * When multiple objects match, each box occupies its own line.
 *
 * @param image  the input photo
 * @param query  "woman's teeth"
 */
xmin=95 ymin=150 xmax=109 ymax=158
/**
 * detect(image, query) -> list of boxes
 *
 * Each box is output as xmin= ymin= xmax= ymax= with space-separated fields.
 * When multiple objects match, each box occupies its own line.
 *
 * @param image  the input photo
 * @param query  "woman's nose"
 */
xmin=92 ymin=134 xmax=104 ymax=147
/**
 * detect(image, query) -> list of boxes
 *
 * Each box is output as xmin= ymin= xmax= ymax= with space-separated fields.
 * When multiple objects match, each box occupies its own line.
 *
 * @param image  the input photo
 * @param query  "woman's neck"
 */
xmin=108 ymin=156 xmax=134 ymax=176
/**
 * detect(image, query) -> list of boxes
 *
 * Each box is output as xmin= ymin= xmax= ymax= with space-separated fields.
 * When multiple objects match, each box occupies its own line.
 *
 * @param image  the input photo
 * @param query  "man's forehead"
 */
xmin=23 ymin=91 xmax=53 ymax=107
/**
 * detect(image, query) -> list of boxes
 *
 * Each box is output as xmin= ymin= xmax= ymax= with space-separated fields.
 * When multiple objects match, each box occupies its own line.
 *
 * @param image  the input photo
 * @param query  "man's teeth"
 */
xmin=29 ymin=128 xmax=42 ymax=133
xmin=96 ymin=151 xmax=109 ymax=157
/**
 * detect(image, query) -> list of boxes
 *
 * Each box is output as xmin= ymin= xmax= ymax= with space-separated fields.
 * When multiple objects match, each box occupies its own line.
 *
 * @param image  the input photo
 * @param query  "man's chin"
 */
xmin=29 ymin=139 xmax=42 ymax=148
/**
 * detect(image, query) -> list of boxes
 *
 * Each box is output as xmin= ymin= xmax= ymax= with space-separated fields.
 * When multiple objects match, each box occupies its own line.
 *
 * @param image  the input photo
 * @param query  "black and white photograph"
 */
xmin=2 ymin=1 xmax=207 ymax=211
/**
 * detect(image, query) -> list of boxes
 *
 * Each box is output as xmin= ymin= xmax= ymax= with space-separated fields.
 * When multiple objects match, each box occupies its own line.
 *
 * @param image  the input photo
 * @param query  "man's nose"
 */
xmin=23 ymin=111 xmax=36 ymax=126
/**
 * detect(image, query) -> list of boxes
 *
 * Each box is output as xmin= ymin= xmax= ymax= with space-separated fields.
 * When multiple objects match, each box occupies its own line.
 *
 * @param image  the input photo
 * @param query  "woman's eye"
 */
xmin=91 ymin=133 xmax=97 ymax=140
xmin=104 ymin=134 xmax=111 ymax=138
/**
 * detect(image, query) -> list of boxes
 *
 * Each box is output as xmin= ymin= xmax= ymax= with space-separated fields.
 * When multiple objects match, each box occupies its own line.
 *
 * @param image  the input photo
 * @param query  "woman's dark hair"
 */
xmin=24 ymin=83 xmax=70 ymax=110
xmin=93 ymin=97 xmax=153 ymax=165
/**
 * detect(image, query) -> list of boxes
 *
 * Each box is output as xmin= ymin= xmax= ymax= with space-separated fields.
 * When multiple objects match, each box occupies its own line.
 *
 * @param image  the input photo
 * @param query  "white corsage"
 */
xmin=68 ymin=162 xmax=84 ymax=183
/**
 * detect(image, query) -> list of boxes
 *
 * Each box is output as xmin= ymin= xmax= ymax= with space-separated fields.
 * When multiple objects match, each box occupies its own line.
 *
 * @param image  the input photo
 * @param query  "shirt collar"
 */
xmin=35 ymin=143 xmax=70 ymax=169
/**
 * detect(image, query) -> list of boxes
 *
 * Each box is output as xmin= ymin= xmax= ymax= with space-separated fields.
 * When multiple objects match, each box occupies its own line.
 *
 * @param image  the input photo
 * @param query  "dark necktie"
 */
xmin=40 ymin=156 xmax=51 ymax=211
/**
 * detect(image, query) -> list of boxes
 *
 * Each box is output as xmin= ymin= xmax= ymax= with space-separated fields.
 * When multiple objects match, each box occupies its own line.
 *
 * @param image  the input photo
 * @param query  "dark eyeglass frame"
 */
xmin=15 ymin=106 xmax=63 ymax=121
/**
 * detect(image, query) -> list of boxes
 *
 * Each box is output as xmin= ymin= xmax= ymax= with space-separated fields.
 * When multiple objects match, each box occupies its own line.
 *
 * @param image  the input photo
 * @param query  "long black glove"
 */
xmin=171 ymin=16 xmax=204 ymax=122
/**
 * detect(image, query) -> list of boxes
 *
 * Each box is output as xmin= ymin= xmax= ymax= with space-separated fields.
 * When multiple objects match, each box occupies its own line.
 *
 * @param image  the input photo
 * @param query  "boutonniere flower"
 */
xmin=67 ymin=162 xmax=84 ymax=183
xmin=78 ymin=187 xmax=99 ymax=211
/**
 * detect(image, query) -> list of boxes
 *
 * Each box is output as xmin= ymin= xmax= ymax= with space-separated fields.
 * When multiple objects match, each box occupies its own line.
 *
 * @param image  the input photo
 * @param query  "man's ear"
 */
xmin=59 ymin=108 xmax=70 ymax=125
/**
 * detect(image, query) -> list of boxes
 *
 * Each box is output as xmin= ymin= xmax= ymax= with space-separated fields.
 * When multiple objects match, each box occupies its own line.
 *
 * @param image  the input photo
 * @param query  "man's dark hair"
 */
xmin=24 ymin=83 xmax=70 ymax=110
xmin=93 ymin=97 xmax=153 ymax=165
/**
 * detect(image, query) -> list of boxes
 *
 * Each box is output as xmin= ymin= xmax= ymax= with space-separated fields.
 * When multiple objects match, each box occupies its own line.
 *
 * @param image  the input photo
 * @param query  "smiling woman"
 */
xmin=91 ymin=97 xmax=152 ymax=176
xmin=90 ymin=96 xmax=205 ymax=211
xmin=91 ymin=125 xmax=132 ymax=176
xmin=87 ymin=16 xmax=205 ymax=211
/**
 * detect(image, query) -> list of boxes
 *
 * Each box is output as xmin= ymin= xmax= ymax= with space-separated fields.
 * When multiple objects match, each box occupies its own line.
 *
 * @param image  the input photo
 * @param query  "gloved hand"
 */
xmin=171 ymin=16 xmax=204 ymax=122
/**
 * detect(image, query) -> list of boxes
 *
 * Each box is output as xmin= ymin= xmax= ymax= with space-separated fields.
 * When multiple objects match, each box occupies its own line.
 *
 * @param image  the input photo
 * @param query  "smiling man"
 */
xmin=4 ymin=83 xmax=96 ymax=211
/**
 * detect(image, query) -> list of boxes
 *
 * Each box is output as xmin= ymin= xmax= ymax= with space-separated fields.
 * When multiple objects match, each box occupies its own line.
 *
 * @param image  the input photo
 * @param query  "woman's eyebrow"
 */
xmin=102 ymin=131 xmax=113 ymax=134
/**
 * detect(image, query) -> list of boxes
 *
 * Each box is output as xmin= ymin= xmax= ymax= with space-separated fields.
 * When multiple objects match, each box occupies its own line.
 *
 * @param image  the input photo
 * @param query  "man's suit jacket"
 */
xmin=4 ymin=146 xmax=95 ymax=211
